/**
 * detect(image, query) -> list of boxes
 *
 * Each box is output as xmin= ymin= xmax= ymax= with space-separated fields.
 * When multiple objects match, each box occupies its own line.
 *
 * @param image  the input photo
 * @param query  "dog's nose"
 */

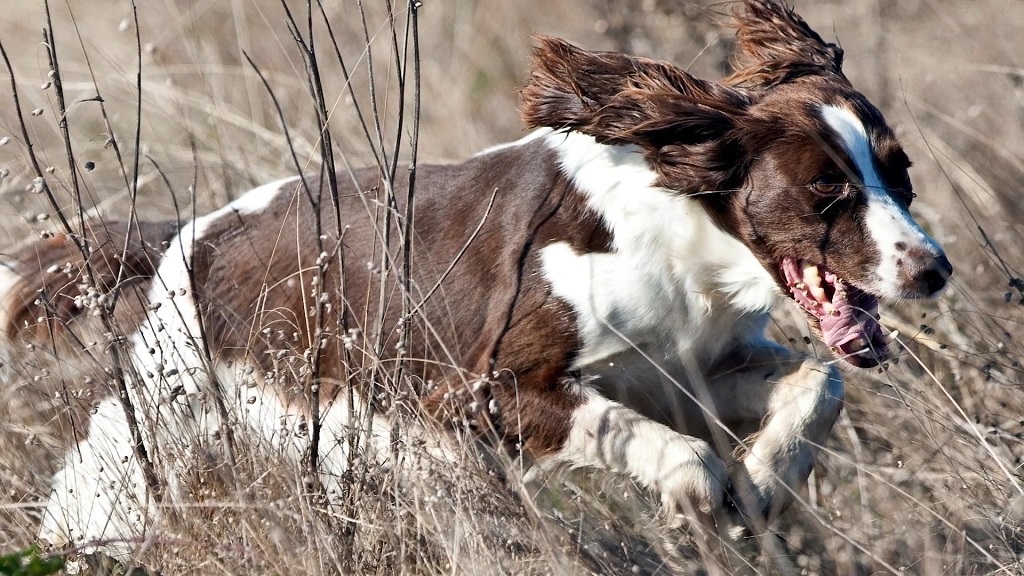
xmin=916 ymin=253 xmax=953 ymax=296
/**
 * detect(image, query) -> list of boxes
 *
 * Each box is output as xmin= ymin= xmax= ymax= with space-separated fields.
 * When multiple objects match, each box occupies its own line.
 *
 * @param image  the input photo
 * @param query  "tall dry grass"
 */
xmin=0 ymin=0 xmax=1022 ymax=574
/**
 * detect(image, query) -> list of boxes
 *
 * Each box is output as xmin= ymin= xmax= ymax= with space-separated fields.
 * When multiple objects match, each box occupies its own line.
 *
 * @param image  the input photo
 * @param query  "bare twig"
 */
xmin=8 ymin=4 xmax=162 ymax=500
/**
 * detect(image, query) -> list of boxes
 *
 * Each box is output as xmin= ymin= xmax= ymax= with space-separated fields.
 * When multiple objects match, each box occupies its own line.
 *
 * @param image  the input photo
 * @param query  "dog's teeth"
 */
xmin=795 ymin=282 xmax=806 ymax=290
xmin=823 ymin=302 xmax=836 ymax=314
xmin=810 ymin=285 xmax=827 ymax=302
xmin=882 ymin=329 xmax=900 ymax=344
xmin=803 ymin=263 xmax=820 ymax=282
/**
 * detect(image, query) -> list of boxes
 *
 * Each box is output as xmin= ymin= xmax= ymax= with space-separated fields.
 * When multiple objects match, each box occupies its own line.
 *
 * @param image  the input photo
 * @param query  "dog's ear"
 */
xmin=519 ymin=36 xmax=638 ymax=134
xmin=520 ymin=36 xmax=754 ymax=194
xmin=520 ymin=37 xmax=752 ymax=140
xmin=727 ymin=0 xmax=846 ymax=88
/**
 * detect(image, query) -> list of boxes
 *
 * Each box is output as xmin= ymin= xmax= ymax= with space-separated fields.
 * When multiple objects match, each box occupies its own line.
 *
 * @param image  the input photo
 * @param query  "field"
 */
xmin=1 ymin=0 xmax=1023 ymax=574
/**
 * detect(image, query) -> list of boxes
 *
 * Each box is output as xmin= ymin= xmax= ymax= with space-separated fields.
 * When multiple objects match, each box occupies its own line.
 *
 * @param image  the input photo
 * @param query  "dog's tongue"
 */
xmin=781 ymin=258 xmax=889 ymax=366
xmin=818 ymin=279 xmax=882 ymax=357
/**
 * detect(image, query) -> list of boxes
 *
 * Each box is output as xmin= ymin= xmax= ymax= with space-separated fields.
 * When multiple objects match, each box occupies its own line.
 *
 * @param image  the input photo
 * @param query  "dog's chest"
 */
xmin=539 ymin=241 xmax=760 ymax=373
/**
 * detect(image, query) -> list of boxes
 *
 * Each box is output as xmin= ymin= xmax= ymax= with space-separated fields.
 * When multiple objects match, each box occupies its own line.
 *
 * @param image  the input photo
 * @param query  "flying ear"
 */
xmin=519 ymin=36 xmax=753 ymax=195
xmin=519 ymin=36 xmax=636 ymax=134
xmin=727 ymin=0 xmax=846 ymax=87
xmin=520 ymin=36 xmax=752 ymax=144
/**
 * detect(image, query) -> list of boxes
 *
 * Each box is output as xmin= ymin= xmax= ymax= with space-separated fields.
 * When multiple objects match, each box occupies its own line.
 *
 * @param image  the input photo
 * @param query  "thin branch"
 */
xmin=396 ymin=0 xmax=420 ymax=382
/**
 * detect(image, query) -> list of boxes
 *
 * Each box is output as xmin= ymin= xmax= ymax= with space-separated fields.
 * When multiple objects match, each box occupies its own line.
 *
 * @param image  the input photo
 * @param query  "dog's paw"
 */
xmin=655 ymin=439 xmax=729 ymax=522
xmin=726 ymin=450 xmax=813 ymax=531
xmin=37 ymin=511 xmax=71 ymax=551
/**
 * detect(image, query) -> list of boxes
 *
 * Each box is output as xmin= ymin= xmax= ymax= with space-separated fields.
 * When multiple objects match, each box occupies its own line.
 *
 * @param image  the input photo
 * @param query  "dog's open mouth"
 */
xmin=780 ymin=257 xmax=892 ymax=368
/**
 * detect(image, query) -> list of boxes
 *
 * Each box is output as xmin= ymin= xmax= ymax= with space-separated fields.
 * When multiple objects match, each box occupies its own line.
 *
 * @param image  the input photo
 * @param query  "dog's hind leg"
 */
xmin=39 ymin=394 xmax=151 ymax=558
xmin=0 ymin=223 xmax=179 ymax=556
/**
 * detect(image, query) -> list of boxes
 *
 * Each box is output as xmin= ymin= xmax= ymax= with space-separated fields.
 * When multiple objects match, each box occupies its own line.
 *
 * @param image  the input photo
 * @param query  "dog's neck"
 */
xmin=532 ymin=129 xmax=778 ymax=369
xmin=546 ymin=129 xmax=779 ymax=317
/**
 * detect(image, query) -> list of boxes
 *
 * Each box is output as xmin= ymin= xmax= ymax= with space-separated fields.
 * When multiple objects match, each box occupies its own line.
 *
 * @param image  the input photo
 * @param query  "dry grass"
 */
xmin=1 ymin=0 xmax=1023 ymax=574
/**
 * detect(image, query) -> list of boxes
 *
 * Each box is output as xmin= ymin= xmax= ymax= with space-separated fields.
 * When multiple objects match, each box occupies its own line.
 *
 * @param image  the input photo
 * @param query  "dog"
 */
xmin=0 ymin=0 xmax=951 ymax=553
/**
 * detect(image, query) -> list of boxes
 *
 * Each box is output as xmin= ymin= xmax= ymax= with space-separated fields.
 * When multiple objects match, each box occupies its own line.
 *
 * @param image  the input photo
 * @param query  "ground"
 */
xmin=0 ymin=0 xmax=1023 ymax=574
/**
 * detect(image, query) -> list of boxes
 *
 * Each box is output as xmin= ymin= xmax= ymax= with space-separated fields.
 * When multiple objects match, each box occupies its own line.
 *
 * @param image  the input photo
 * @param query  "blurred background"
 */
xmin=1 ymin=0 xmax=1023 ymax=573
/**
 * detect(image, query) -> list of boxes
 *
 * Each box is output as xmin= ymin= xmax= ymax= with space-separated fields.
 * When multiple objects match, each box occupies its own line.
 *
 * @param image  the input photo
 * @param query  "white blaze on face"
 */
xmin=819 ymin=104 xmax=943 ymax=298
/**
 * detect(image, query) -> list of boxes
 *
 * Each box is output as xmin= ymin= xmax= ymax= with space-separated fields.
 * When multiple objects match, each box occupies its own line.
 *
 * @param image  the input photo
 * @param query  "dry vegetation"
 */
xmin=0 ymin=0 xmax=1023 ymax=574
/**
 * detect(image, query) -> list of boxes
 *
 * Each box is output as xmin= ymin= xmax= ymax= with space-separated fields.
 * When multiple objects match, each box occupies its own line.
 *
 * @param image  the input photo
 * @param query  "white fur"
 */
xmin=532 ymin=130 xmax=861 ymax=527
xmin=41 ymin=209 xmax=217 ymax=550
xmin=38 ymin=394 xmax=148 ymax=557
xmin=557 ymin=388 xmax=728 ymax=516
xmin=26 ymin=189 xmax=290 ymax=550
xmin=738 ymin=351 xmax=843 ymax=513
xmin=537 ymin=131 xmax=801 ymax=522
xmin=222 ymin=361 xmax=396 ymax=477
xmin=540 ymin=130 xmax=777 ymax=370
xmin=472 ymin=127 xmax=554 ymax=157
xmin=819 ymin=104 xmax=944 ymax=298
xmin=224 ymin=362 xmax=453 ymax=496
xmin=0 ymin=263 xmax=18 ymax=342
xmin=191 ymin=176 xmax=299 ymax=238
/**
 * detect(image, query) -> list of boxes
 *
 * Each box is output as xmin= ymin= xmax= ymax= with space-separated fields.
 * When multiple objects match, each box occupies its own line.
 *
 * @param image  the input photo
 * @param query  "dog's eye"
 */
xmin=810 ymin=176 xmax=848 ymax=197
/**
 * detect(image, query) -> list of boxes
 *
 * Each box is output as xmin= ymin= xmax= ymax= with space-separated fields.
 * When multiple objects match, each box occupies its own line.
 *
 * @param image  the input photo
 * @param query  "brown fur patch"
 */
xmin=520 ymin=37 xmax=756 ymax=198
xmin=2 ymin=220 xmax=178 ymax=343
xmin=178 ymin=143 xmax=609 ymax=456
xmin=726 ymin=0 xmax=847 ymax=88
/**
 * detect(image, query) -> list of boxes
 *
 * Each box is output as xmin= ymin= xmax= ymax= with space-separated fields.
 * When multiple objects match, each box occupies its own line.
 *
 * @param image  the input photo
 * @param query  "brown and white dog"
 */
xmin=0 ymin=0 xmax=950 ymax=552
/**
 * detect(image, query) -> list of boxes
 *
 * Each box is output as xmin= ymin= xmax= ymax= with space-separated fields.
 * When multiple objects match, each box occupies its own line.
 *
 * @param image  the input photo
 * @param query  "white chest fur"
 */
xmin=539 ymin=130 xmax=779 ymax=374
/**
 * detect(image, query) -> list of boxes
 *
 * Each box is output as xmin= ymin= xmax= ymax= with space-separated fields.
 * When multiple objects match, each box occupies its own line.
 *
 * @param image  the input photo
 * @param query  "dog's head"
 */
xmin=520 ymin=0 xmax=951 ymax=368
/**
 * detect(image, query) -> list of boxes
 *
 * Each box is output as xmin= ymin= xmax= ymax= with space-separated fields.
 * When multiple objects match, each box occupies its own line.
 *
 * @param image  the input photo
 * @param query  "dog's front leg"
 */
xmin=707 ymin=345 xmax=844 ymax=524
xmin=541 ymin=388 xmax=730 ymax=522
